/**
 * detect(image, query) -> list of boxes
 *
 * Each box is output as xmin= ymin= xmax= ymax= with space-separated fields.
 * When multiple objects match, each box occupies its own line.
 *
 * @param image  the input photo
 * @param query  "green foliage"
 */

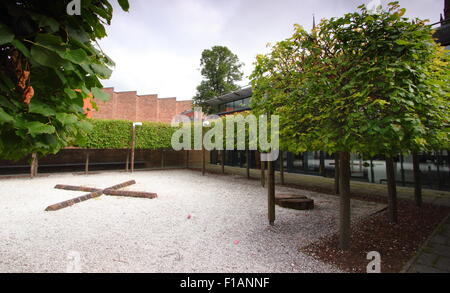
xmin=193 ymin=46 xmax=244 ymax=113
xmin=77 ymin=119 xmax=176 ymax=150
xmin=250 ymin=2 xmax=450 ymax=157
xmin=0 ymin=0 xmax=129 ymax=160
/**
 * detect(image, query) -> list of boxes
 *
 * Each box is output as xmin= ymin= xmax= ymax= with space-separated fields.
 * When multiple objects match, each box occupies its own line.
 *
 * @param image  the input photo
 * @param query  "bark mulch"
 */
xmin=299 ymin=200 xmax=450 ymax=273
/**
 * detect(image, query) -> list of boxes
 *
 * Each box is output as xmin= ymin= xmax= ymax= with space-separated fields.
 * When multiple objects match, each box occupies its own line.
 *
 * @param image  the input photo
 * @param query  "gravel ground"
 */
xmin=0 ymin=170 xmax=385 ymax=273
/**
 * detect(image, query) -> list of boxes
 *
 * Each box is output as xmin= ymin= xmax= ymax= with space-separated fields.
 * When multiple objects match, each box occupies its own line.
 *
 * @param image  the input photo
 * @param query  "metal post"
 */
xmin=131 ymin=125 xmax=136 ymax=173
xmin=267 ymin=159 xmax=275 ymax=225
xmin=246 ymin=149 xmax=250 ymax=179
xmin=261 ymin=160 xmax=266 ymax=187
xmin=221 ymin=150 xmax=225 ymax=174
xmin=280 ymin=151 xmax=285 ymax=185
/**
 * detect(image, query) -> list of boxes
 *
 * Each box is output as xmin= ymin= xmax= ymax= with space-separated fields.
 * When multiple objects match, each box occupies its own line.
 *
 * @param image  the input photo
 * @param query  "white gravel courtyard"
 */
xmin=0 ymin=170 xmax=385 ymax=273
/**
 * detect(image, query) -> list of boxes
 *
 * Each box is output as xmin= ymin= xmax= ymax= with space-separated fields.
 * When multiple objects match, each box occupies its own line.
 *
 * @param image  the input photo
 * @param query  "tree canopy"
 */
xmin=250 ymin=1 xmax=450 ymax=247
xmin=193 ymin=45 xmax=244 ymax=113
xmin=250 ymin=2 xmax=449 ymax=157
xmin=0 ymin=0 xmax=129 ymax=160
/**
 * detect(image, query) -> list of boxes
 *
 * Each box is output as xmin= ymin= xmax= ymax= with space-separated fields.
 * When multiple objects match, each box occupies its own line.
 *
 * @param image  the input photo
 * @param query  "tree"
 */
xmin=251 ymin=2 xmax=449 ymax=249
xmin=193 ymin=46 xmax=244 ymax=113
xmin=0 ymin=0 xmax=130 ymax=160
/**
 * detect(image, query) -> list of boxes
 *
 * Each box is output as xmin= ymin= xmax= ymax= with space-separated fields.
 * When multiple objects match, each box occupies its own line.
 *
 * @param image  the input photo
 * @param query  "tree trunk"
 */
xmin=319 ymin=151 xmax=326 ymax=177
xmin=400 ymin=154 xmax=406 ymax=186
xmin=436 ymin=151 xmax=442 ymax=190
xmin=338 ymin=151 xmax=351 ymax=250
xmin=303 ymin=152 xmax=309 ymax=172
xmin=202 ymin=147 xmax=206 ymax=176
xmin=370 ymin=159 xmax=375 ymax=183
xmin=334 ymin=153 xmax=340 ymax=195
xmin=33 ymin=154 xmax=38 ymax=177
xmin=261 ymin=160 xmax=266 ymax=187
xmin=447 ymin=150 xmax=450 ymax=182
xmin=385 ymin=156 xmax=398 ymax=223
xmin=30 ymin=153 xmax=37 ymax=178
xmin=412 ymin=152 xmax=422 ymax=207
xmin=221 ymin=150 xmax=225 ymax=174
xmin=267 ymin=159 xmax=275 ymax=225
xmin=85 ymin=152 xmax=90 ymax=175
xmin=246 ymin=149 xmax=250 ymax=179
xmin=280 ymin=151 xmax=285 ymax=185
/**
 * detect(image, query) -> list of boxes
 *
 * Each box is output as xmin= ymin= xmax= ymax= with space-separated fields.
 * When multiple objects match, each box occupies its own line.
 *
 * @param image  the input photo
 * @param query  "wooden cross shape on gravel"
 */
xmin=45 ymin=180 xmax=157 ymax=212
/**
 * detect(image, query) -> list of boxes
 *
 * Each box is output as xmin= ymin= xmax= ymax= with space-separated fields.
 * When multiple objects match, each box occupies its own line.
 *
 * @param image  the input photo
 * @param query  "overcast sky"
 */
xmin=99 ymin=0 xmax=446 ymax=100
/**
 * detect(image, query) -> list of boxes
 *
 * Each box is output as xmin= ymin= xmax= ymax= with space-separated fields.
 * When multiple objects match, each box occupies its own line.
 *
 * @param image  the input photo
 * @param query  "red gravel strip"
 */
xmin=299 ymin=200 xmax=450 ymax=273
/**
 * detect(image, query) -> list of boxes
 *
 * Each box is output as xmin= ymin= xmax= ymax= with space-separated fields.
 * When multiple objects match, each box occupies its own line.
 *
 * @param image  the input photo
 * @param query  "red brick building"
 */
xmin=86 ymin=87 xmax=193 ymax=123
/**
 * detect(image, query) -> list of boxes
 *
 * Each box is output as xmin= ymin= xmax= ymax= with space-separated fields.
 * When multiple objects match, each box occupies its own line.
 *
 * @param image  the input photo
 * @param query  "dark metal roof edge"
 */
xmin=205 ymin=86 xmax=253 ymax=105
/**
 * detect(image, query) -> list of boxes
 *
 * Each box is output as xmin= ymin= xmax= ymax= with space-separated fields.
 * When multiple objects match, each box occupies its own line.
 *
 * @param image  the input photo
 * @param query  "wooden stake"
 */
xmin=125 ymin=151 xmax=129 ymax=172
xmin=104 ymin=189 xmax=157 ymax=199
xmin=46 ymin=180 xmax=137 ymax=212
xmin=185 ymin=150 xmax=189 ymax=169
xmin=161 ymin=150 xmax=165 ymax=169
xmin=30 ymin=153 xmax=37 ymax=178
xmin=85 ymin=152 xmax=90 ymax=175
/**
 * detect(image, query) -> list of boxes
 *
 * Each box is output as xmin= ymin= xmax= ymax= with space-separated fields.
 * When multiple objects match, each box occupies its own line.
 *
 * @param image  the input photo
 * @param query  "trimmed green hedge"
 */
xmin=76 ymin=119 xmax=176 ymax=149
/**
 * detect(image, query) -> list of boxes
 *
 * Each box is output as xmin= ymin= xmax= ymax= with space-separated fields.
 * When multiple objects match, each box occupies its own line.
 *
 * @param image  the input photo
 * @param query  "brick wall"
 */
xmin=88 ymin=88 xmax=193 ymax=123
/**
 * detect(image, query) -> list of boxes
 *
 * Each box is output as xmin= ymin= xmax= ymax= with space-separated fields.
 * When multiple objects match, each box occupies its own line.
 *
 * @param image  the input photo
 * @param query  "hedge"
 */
xmin=76 ymin=119 xmax=176 ymax=150
xmin=74 ymin=113 xmax=277 ymax=151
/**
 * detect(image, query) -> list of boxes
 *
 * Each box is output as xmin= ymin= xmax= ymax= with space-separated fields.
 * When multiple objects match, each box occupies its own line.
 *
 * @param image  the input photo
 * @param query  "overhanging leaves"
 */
xmin=0 ymin=1 xmax=129 ymax=160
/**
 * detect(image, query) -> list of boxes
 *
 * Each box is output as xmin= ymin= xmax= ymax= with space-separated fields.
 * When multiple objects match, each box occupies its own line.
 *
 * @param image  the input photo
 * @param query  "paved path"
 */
xmin=405 ymin=215 xmax=450 ymax=273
